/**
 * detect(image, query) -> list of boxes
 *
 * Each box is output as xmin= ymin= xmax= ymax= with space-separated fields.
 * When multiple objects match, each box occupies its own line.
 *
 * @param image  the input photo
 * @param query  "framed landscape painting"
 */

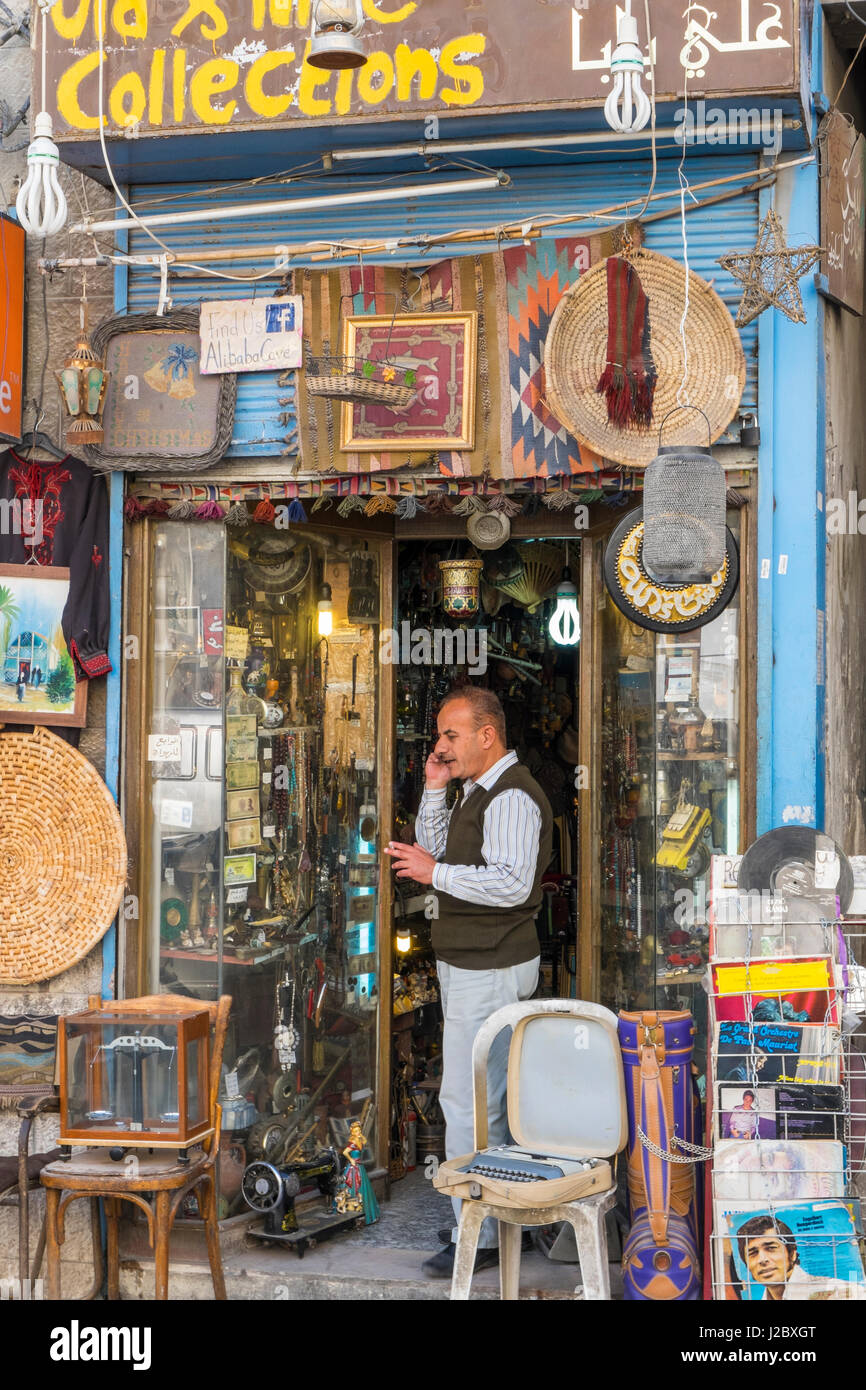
xmin=340 ymin=311 xmax=477 ymax=452
xmin=0 ymin=564 xmax=87 ymax=727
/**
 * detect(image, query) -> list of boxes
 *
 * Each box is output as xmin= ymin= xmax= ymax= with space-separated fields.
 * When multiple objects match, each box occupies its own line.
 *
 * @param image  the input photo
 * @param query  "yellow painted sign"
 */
xmin=43 ymin=0 xmax=799 ymax=140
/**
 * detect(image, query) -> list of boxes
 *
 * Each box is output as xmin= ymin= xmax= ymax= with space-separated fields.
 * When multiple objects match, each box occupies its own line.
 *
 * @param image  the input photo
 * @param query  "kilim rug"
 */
xmin=0 ymin=1014 xmax=58 ymax=1109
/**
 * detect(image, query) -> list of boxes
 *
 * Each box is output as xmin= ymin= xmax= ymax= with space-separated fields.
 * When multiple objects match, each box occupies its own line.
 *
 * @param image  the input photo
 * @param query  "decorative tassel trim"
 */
xmin=487 ymin=493 xmax=522 ymax=516
xmin=224 ymin=501 xmax=251 ymax=526
xmin=423 ymin=493 xmax=456 ymax=515
xmin=395 ymin=495 xmax=418 ymax=519
xmin=167 ymin=499 xmax=197 ymax=520
xmin=311 ymin=494 xmax=334 ymax=514
xmin=195 ymin=500 xmax=226 ymax=520
xmin=365 ymin=495 xmax=397 ymax=516
xmin=285 ymin=498 xmax=307 ymax=522
xmin=124 ymin=496 xmax=146 ymax=520
xmin=452 ymin=495 xmax=487 ymax=517
xmin=253 ymin=498 xmax=277 ymax=524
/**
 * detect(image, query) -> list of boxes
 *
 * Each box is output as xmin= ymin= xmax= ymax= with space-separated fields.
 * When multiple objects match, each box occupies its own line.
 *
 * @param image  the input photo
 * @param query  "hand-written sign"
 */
xmin=821 ymin=118 xmax=865 ymax=316
xmin=44 ymin=0 xmax=798 ymax=140
xmin=199 ymin=296 xmax=303 ymax=374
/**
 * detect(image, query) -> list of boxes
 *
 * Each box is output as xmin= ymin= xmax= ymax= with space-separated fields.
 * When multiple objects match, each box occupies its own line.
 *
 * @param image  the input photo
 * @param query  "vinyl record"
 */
xmin=739 ymin=827 xmax=853 ymax=915
xmin=604 ymin=507 xmax=739 ymax=634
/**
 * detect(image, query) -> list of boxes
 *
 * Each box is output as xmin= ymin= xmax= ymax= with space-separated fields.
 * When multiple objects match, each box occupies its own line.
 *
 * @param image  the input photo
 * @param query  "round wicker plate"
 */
xmin=545 ymin=249 xmax=746 ymax=467
xmin=0 ymin=727 xmax=127 ymax=985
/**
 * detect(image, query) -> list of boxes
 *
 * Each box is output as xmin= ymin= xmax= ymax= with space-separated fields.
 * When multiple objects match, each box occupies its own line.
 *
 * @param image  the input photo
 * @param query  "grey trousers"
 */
xmin=437 ymin=956 xmax=540 ymax=1248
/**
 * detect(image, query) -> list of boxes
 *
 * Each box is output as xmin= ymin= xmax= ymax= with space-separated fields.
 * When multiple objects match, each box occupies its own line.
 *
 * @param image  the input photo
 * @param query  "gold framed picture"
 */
xmin=226 ymin=789 xmax=260 ymax=821
xmin=227 ymin=818 xmax=262 ymax=851
xmin=339 ymin=311 xmax=477 ymax=453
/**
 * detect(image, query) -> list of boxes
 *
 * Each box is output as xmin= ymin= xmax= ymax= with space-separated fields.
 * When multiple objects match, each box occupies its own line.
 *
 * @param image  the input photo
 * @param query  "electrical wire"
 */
xmin=675 ymin=47 xmax=697 ymax=410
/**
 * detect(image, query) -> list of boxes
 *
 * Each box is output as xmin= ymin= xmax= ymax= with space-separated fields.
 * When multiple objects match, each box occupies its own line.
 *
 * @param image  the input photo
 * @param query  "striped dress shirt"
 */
xmin=415 ymin=751 xmax=543 ymax=908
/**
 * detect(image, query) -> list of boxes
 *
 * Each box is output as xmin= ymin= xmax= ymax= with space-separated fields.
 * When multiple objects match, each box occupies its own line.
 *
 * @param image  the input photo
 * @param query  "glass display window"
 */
xmin=137 ymin=516 xmax=388 ymax=1198
xmin=598 ymin=510 xmax=745 ymax=1073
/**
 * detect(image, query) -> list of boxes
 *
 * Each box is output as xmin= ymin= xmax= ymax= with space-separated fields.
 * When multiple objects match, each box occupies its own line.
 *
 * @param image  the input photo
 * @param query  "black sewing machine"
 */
xmin=241 ymin=1150 xmax=363 ymax=1257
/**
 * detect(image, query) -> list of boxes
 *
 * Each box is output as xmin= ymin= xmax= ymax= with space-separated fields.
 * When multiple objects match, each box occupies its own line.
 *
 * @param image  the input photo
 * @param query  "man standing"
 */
xmin=386 ymin=687 xmax=552 ymax=1279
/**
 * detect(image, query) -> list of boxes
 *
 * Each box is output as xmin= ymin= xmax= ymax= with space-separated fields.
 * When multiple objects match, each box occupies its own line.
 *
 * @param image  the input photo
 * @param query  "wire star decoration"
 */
xmin=718 ymin=209 xmax=823 ymax=327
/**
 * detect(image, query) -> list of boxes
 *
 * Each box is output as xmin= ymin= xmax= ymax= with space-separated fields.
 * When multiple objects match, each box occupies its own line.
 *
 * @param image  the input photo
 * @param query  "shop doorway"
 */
xmin=386 ymin=535 xmax=581 ymax=1183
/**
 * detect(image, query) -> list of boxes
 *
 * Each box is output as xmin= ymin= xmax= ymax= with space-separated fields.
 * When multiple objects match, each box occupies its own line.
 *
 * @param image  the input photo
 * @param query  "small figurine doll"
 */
xmin=336 ymin=1121 xmax=380 ymax=1225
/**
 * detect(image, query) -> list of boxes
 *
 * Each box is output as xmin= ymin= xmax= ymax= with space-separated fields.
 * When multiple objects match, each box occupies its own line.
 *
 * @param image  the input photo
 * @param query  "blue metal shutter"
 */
xmin=127 ymin=154 xmax=759 ymax=459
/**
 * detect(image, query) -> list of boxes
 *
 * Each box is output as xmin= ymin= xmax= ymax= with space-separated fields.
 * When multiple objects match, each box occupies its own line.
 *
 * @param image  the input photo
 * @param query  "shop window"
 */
xmin=140 ymin=519 xmax=386 ymax=1205
xmin=599 ymin=511 xmax=743 ymax=1072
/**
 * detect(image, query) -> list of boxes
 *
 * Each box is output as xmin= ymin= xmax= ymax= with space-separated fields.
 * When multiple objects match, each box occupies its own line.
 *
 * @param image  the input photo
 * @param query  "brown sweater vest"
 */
xmin=432 ymin=762 xmax=553 ymax=970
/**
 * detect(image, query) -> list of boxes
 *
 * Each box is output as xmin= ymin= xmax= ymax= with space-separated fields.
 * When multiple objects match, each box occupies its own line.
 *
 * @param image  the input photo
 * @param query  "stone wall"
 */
xmin=822 ymin=25 xmax=866 ymax=857
xmin=0 ymin=0 xmax=115 ymax=1289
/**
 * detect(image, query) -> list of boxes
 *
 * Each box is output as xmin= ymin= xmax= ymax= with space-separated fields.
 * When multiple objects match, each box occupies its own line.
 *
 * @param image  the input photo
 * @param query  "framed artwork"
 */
xmin=226 ymin=760 xmax=259 ymax=791
xmin=340 ymin=311 xmax=477 ymax=453
xmin=226 ymin=789 xmax=260 ymax=822
xmin=83 ymin=309 xmax=236 ymax=473
xmin=0 ymin=564 xmax=87 ymax=727
xmin=224 ymin=854 xmax=257 ymax=887
xmin=227 ymin=818 xmax=262 ymax=851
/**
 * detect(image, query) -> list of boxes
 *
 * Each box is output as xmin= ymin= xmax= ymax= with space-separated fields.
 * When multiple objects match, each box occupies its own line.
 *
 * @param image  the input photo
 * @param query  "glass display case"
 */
xmin=599 ymin=513 xmax=743 ymax=1072
xmin=138 ymin=517 xmax=386 ymax=1188
xmin=59 ymin=1002 xmax=210 ymax=1152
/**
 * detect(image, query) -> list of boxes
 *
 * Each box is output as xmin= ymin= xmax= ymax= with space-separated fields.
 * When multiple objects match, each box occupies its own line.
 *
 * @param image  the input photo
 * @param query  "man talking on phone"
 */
xmin=385 ymin=687 xmax=552 ymax=1278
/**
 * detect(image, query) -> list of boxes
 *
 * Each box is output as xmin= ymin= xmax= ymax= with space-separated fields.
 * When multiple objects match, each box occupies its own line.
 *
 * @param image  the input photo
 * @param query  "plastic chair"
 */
xmin=435 ymin=999 xmax=627 ymax=1301
xmin=39 ymin=993 xmax=231 ymax=1301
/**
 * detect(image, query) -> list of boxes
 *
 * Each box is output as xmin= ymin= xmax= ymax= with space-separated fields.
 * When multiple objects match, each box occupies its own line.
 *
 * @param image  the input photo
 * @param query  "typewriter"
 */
xmin=434 ymin=1001 xmax=626 ymax=1210
xmin=462 ymin=1147 xmax=602 ymax=1184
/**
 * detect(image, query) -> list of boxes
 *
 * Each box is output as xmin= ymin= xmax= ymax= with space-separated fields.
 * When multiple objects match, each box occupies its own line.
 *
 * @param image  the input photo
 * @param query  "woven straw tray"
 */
xmin=0 ymin=727 xmax=127 ymax=984
xmin=544 ymin=248 xmax=746 ymax=467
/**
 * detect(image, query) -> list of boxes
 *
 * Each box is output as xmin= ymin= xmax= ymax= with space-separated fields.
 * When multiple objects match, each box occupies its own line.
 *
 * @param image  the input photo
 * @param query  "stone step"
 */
xmin=118 ymin=1240 xmax=594 ymax=1301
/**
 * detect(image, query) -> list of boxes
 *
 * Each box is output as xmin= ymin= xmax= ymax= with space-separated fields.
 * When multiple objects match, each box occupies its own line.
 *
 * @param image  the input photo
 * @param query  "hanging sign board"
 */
xmin=44 ymin=0 xmax=800 ymax=141
xmin=821 ymin=119 xmax=865 ymax=316
xmin=199 ymin=296 xmax=304 ymax=374
xmin=0 ymin=213 xmax=25 ymax=446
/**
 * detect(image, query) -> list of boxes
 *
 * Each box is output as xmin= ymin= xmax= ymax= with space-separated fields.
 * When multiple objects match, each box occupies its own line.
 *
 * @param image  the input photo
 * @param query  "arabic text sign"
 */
xmin=822 ymin=120 xmax=865 ymax=316
xmin=0 ymin=214 xmax=24 ymax=445
xmin=44 ymin=0 xmax=799 ymax=139
xmin=199 ymin=296 xmax=304 ymax=374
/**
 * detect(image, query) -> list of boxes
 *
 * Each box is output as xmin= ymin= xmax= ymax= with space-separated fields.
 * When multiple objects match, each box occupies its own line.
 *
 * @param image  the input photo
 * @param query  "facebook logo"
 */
xmin=265 ymin=302 xmax=296 ymax=333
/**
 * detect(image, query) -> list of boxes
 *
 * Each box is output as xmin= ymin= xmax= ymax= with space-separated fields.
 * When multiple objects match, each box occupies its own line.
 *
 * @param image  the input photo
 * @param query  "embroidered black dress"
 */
xmin=0 ymin=449 xmax=112 ymax=680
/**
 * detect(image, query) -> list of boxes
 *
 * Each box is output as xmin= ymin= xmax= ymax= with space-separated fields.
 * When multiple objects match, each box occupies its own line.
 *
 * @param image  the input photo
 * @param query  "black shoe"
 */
xmin=437 ymin=1226 xmax=533 ymax=1252
xmin=421 ymin=1242 xmax=500 ymax=1279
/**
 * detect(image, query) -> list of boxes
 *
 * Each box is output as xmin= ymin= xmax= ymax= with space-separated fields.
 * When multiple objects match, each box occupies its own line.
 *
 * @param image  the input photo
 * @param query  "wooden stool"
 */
xmin=40 ymin=994 xmax=230 ymax=1301
xmin=450 ymin=1187 xmax=617 ymax=1301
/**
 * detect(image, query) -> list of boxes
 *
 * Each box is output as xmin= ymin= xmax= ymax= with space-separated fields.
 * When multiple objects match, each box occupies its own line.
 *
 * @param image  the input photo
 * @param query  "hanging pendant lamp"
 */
xmin=307 ymin=0 xmax=368 ymax=70
xmin=642 ymin=407 xmax=726 ymax=585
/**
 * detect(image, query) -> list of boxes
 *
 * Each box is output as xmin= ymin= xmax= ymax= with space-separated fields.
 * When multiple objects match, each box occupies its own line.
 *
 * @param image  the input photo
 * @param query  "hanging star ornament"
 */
xmin=717 ymin=209 xmax=823 ymax=327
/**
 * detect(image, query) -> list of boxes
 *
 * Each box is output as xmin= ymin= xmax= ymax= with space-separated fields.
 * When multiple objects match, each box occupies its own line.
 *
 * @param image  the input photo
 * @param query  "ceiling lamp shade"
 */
xmin=642 ymin=409 xmax=726 ymax=585
xmin=307 ymin=0 xmax=368 ymax=70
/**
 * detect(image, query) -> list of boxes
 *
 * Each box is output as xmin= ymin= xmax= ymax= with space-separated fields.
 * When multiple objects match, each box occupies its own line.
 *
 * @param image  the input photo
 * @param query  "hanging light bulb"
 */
xmin=307 ymin=0 xmax=368 ymax=71
xmin=16 ymin=4 xmax=68 ymax=237
xmin=396 ymin=927 xmax=412 ymax=955
xmin=317 ymin=582 xmax=334 ymax=638
xmin=548 ymin=572 xmax=581 ymax=647
xmin=603 ymin=2 xmax=652 ymax=134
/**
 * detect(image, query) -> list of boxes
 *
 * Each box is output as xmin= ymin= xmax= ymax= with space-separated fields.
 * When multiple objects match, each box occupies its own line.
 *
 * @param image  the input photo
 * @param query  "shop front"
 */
xmin=33 ymin=0 xmax=818 ymax=1286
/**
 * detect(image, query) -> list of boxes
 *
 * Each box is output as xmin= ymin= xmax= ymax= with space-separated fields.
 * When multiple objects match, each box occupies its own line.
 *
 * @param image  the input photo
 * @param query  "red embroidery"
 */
xmin=91 ymin=546 xmax=103 ymax=568
xmin=8 ymin=457 xmax=71 ymax=565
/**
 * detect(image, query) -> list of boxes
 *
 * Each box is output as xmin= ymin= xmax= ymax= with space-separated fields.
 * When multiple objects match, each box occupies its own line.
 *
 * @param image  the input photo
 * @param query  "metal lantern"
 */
xmin=642 ymin=408 xmax=726 ymax=584
xmin=439 ymin=558 xmax=484 ymax=618
xmin=56 ymin=333 xmax=109 ymax=446
xmin=307 ymin=0 xmax=367 ymax=70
